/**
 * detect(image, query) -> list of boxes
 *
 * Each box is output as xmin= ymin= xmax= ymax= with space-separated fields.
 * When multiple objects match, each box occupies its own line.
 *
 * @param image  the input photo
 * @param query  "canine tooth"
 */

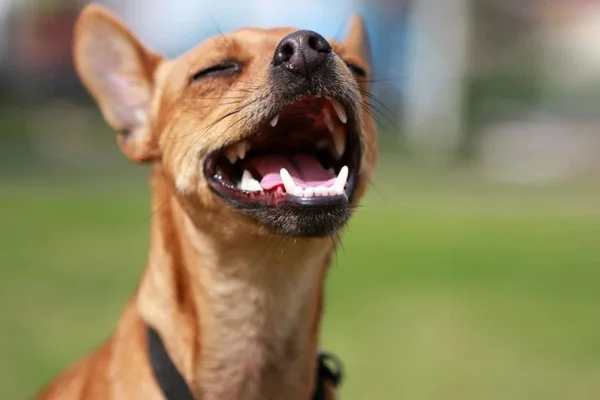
xmin=237 ymin=141 xmax=247 ymax=160
xmin=226 ymin=146 xmax=238 ymax=164
xmin=270 ymin=114 xmax=279 ymax=127
xmin=304 ymin=187 xmax=315 ymax=197
xmin=315 ymin=186 xmax=328 ymax=196
xmin=328 ymin=98 xmax=347 ymax=124
xmin=242 ymin=170 xmax=252 ymax=180
xmin=333 ymin=166 xmax=349 ymax=193
xmin=240 ymin=170 xmax=263 ymax=192
xmin=293 ymin=187 xmax=304 ymax=197
xmin=279 ymin=168 xmax=296 ymax=193
xmin=239 ymin=170 xmax=250 ymax=189
xmin=331 ymin=125 xmax=346 ymax=159
xmin=322 ymin=109 xmax=335 ymax=133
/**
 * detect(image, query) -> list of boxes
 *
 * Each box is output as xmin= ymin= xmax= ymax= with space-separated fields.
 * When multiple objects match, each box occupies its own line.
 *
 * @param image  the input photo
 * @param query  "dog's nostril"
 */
xmin=308 ymin=35 xmax=318 ymax=51
xmin=280 ymin=43 xmax=294 ymax=62
xmin=273 ymin=40 xmax=296 ymax=67
xmin=307 ymin=32 xmax=331 ymax=54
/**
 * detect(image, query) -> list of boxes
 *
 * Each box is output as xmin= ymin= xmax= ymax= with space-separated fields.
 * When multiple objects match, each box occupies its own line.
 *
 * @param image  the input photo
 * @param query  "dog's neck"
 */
xmin=137 ymin=170 xmax=334 ymax=400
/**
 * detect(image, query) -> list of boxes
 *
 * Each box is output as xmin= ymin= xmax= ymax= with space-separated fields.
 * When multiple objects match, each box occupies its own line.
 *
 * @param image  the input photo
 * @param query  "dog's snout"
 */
xmin=272 ymin=30 xmax=331 ymax=78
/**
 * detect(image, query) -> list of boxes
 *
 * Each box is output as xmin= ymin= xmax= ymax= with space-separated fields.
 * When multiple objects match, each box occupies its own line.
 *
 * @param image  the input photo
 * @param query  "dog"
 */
xmin=36 ymin=3 xmax=377 ymax=400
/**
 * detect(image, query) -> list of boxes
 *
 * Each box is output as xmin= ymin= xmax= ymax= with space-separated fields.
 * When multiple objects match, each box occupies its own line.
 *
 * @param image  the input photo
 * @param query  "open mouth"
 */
xmin=203 ymin=95 xmax=361 ymax=211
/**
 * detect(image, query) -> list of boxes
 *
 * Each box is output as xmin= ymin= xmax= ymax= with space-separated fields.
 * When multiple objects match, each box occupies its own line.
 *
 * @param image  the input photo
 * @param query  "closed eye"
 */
xmin=189 ymin=61 xmax=242 ymax=83
xmin=345 ymin=62 xmax=366 ymax=78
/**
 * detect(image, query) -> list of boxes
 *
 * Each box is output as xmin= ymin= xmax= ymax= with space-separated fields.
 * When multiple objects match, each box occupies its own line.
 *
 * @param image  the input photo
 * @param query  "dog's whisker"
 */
xmin=209 ymin=17 xmax=237 ymax=54
xmin=188 ymin=96 xmax=247 ymax=100
xmin=358 ymin=95 xmax=401 ymax=137
xmin=176 ymin=108 xmax=252 ymax=161
xmin=367 ymin=181 xmax=386 ymax=201
xmin=184 ymin=100 xmax=245 ymax=109
xmin=359 ymin=89 xmax=399 ymax=119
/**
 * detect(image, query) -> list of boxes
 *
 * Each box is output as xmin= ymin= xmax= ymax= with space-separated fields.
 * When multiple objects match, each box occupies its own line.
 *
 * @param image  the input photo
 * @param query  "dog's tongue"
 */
xmin=245 ymin=153 xmax=336 ymax=190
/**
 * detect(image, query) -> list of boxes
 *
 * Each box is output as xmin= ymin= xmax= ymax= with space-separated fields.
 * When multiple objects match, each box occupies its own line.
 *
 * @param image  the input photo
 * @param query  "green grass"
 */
xmin=1 ymin=160 xmax=600 ymax=400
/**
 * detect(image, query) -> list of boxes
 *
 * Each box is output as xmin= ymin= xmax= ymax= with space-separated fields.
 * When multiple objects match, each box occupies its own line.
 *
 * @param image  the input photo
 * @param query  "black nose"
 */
xmin=272 ymin=30 xmax=332 ymax=78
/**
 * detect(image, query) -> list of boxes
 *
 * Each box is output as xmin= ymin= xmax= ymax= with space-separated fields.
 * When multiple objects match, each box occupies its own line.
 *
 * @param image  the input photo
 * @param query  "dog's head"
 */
xmin=74 ymin=4 xmax=377 ymax=238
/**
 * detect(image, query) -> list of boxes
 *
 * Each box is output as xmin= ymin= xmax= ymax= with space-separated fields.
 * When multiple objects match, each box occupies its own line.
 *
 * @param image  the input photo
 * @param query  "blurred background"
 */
xmin=2 ymin=0 xmax=600 ymax=399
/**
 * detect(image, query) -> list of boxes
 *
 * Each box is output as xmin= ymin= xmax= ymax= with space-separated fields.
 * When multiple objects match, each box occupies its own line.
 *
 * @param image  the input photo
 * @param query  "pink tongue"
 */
xmin=246 ymin=153 xmax=336 ymax=190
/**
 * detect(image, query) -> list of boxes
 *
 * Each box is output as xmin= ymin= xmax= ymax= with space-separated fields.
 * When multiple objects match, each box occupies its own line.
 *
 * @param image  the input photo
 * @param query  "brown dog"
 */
xmin=36 ymin=3 xmax=377 ymax=400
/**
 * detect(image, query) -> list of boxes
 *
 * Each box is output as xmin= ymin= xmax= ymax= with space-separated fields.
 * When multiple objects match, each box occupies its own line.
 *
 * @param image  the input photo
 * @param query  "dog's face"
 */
xmin=74 ymin=5 xmax=377 ymax=238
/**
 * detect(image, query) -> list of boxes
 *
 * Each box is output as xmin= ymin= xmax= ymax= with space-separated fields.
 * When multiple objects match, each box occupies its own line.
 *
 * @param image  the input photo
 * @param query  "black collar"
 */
xmin=147 ymin=326 xmax=343 ymax=400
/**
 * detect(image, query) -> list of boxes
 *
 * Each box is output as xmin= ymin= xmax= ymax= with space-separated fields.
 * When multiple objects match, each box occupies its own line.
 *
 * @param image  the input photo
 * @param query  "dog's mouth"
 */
xmin=203 ymin=95 xmax=361 ymax=236
xmin=204 ymin=95 xmax=360 ymax=206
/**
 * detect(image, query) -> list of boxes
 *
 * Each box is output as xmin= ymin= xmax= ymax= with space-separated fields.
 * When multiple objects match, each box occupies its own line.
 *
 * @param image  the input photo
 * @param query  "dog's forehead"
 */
xmin=228 ymin=27 xmax=343 ymax=52
xmin=183 ymin=27 xmax=290 ymax=58
xmin=229 ymin=27 xmax=298 ymax=45
xmin=177 ymin=27 xmax=342 ymax=65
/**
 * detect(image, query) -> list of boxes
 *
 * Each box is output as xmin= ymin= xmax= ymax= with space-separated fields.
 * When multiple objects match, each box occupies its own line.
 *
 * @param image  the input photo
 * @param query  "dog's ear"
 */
xmin=73 ymin=4 xmax=163 ymax=162
xmin=344 ymin=14 xmax=372 ymax=70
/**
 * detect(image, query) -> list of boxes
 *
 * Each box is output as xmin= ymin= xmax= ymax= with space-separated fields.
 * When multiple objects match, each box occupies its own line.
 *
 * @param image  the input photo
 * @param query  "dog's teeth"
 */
xmin=238 ymin=170 xmax=250 ymax=189
xmin=237 ymin=141 xmax=247 ymax=160
xmin=225 ymin=146 xmax=238 ymax=164
xmin=316 ymin=94 xmax=322 ymax=98
xmin=315 ymin=186 xmax=328 ymax=197
xmin=331 ymin=125 xmax=346 ymax=159
xmin=293 ymin=187 xmax=304 ymax=197
xmin=279 ymin=168 xmax=296 ymax=193
xmin=333 ymin=166 xmax=349 ymax=194
xmin=270 ymin=114 xmax=279 ymax=127
xmin=226 ymin=141 xmax=248 ymax=163
xmin=304 ymin=187 xmax=315 ymax=197
xmin=240 ymin=170 xmax=263 ymax=192
xmin=247 ymin=179 xmax=263 ymax=192
xmin=322 ymin=108 xmax=335 ymax=133
xmin=328 ymin=97 xmax=347 ymax=124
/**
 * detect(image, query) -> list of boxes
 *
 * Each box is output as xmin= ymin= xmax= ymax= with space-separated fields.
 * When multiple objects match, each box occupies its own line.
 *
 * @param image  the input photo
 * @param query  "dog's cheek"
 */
xmin=351 ymin=138 xmax=377 ymax=206
xmin=173 ymin=160 xmax=201 ymax=195
xmin=156 ymin=136 xmax=196 ymax=197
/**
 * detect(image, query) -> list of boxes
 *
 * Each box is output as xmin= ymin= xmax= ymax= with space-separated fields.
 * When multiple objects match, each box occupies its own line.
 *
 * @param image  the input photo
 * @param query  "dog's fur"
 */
xmin=35 ymin=4 xmax=377 ymax=400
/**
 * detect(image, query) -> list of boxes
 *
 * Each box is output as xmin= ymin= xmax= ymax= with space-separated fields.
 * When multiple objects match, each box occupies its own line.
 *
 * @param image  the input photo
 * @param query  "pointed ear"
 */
xmin=344 ymin=14 xmax=372 ymax=70
xmin=73 ymin=4 xmax=163 ymax=162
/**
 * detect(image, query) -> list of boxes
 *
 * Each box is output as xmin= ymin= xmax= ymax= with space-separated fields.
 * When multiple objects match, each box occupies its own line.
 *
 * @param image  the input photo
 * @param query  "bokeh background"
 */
xmin=2 ymin=0 xmax=600 ymax=399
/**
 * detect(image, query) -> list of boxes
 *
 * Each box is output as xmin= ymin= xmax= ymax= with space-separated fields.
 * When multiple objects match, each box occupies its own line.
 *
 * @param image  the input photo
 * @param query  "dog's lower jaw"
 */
xmin=137 ymin=168 xmax=335 ymax=400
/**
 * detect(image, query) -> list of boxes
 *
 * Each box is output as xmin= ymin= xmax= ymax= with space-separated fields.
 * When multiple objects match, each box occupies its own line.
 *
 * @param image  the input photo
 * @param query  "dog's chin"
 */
xmin=254 ymin=203 xmax=351 ymax=237
xmin=202 ymin=94 xmax=361 ymax=238
xmin=218 ymin=195 xmax=353 ymax=238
